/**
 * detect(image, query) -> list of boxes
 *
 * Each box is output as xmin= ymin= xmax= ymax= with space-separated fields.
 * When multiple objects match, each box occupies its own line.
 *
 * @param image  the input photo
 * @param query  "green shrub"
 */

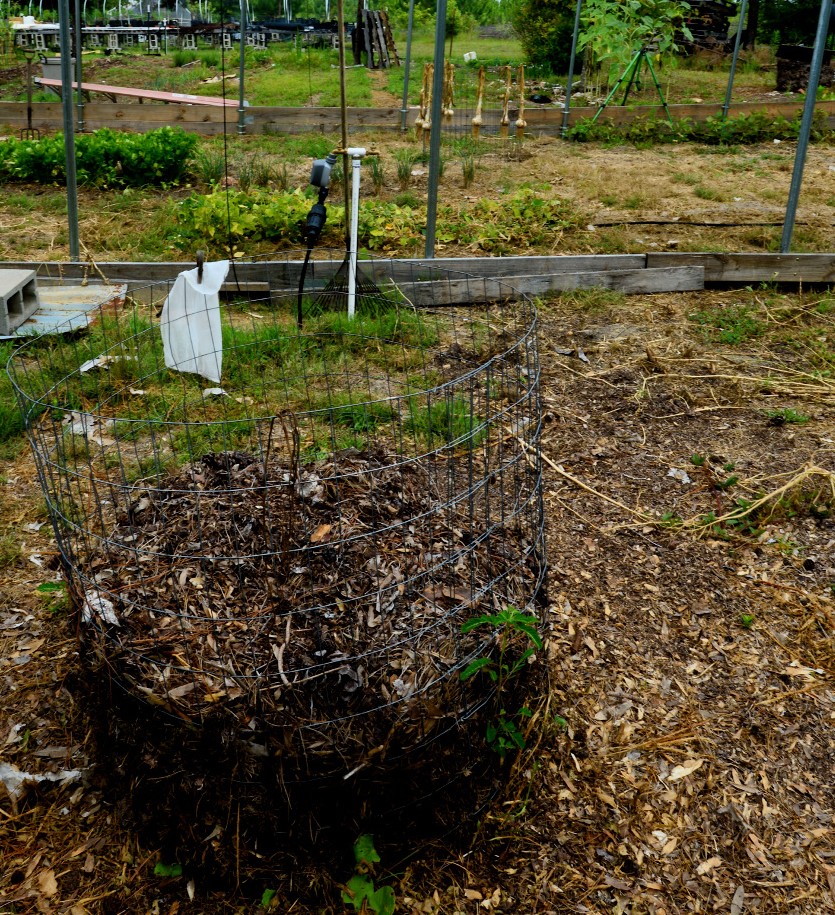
xmin=566 ymin=111 xmax=832 ymax=146
xmin=0 ymin=127 xmax=198 ymax=188
xmin=171 ymin=49 xmax=198 ymax=67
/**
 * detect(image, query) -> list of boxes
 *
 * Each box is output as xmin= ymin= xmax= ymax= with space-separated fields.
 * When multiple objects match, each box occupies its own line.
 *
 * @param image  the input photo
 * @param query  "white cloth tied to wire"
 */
xmin=160 ymin=259 xmax=229 ymax=383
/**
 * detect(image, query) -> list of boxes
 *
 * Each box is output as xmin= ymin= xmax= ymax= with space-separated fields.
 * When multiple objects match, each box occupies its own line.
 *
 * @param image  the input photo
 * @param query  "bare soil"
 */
xmin=1 ymin=277 xmax=834 ymax=913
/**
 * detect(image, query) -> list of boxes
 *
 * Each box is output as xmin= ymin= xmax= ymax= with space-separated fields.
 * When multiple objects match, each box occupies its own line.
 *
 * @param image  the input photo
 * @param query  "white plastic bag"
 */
xmin=160 ymin=260 xmax=229 ymax=383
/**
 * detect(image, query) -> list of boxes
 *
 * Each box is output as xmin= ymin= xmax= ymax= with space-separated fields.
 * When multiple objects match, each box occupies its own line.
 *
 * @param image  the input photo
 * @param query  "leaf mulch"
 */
xmin=1 ymin=287 xmax=834 ymax=913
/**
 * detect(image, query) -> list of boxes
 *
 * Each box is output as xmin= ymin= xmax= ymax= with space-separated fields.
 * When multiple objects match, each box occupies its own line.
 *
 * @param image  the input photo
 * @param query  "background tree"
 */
xmin=758 ymin=0 xmax=833 ymax=45
xmin=579 ymin=0 xmax=693 ymax=74
xmin=512 ymin=0 xmax=576 ymax=73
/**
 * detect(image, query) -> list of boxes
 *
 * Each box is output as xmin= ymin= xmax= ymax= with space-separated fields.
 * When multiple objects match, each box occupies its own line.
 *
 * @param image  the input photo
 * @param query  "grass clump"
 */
xmin=689 ymin=305 xmax=764 ymax=344
xmin=406 ymin=396 xmax=484 ymax=448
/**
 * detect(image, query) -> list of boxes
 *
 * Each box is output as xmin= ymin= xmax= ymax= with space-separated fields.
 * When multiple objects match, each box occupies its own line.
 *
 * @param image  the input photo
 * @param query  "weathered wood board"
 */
xmin=3 ymin=99 xmax=835 ymax=136
xmin=646 ymin=252 xmax=835 ymax=283
xmin=402 ymin=267 xmax=705 ymax=306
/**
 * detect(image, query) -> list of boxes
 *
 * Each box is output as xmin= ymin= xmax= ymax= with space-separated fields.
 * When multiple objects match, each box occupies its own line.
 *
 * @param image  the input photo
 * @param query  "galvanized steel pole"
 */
xmin=780 ymin=0 xmax=833 ymax=252
xmin=58 ymin=0 xmax=80 ymax=261
xmin=561 ymin=0 xmax=583 ymax=137
xmin=237 ymin=0 xmax=246 ymax=134
xmin=721 ymin=0 xmax=748 ymax=120
xmin=74 ymin=0 xmax=85 ymax=132
xmin=400 ymin=0 xmax=416 ymax=131
xmin=424 ymin=0 xmax=447 ymax=258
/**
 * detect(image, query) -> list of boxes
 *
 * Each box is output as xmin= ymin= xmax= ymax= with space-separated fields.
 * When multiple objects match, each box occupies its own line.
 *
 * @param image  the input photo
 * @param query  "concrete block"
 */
xmin=0 ymin=270 xmax=40 ymax=335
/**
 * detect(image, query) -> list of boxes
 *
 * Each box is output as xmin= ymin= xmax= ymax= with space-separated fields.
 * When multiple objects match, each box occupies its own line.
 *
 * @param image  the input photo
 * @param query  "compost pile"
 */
xmin=79 ymin=446 xmax=536 ymax=773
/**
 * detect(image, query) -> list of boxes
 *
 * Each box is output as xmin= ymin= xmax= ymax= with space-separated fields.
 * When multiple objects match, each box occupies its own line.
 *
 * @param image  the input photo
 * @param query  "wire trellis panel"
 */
xmin=9 ymin=255 xmax=545 ymax=780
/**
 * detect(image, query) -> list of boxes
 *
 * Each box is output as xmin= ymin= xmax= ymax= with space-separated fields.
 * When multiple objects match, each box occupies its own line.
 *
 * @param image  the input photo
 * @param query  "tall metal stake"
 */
xmin=400 ymin=0 xmax=416 ymax=131
xmin=74 ymin=0 xmax=85 ymax=132
xmin=561 ymin=0 xmax=583 ymax=136
xmin=237 ymin=0 xmax=246 ymax=134
xmin=781 ymin=0 xmax=833 ymax=252
xmin=58 ymin=0 xmax=80 ymax=261
xmin=721 ymin=0 xmax=748 ymax=120
xmin=424 ymin=0 xmax=447 ymax=258
xmin=337 ymin=0 xmax=350 ymax=249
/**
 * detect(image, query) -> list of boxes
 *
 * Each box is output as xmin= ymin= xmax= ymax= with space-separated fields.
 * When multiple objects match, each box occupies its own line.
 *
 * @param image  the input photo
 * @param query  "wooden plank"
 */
xmin=373 ymin=13 xmax=389 ymax=68
xmin=0 ymin=256 xmax=648 ymax=287
xmin=34 ymin=77 xmax=239 ymax=107
xmin=646 ymin=252 xmax=835 ymax=283
xmin=379 ymin=10 xmax=400 ymax=66
xmin=11 ymin=254 xmax=835 ymax=289
xmin=4 ymin=98 xmax=835 ymax=136
xmin=405 ymin=267 xmax=705 ymax=306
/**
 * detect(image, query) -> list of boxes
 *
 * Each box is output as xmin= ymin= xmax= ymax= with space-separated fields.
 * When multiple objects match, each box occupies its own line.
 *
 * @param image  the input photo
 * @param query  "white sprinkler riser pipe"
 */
xmin=347 ymin=150 xmax=366 ymax=319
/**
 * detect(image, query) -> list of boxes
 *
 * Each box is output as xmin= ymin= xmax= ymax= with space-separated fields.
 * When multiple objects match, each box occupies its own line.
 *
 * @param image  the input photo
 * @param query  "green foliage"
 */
xmin=177 ymin=188 xmax=312 ymax=247
xmin=462 ymin=154 xmax=476 ymax=188
xmin=740 ymin=613 xmax=755 ymax=629
xmin=767 ymin=407 xmax=810 ymax=425
xmin=176 ymin=188 xmax=579 ymax=256
xmin=759 ymin=0 xmax=826 ymax=46
xmin=513 ymin=0 xmax=576 ymax=72
xmin=171 ymin=49 xmax=198 ymax=67
xmin=579 ymin=0 xmax=692 ymax=72
xmin=406 ymin=396 xmax=483 ymax=447
xmin=0 ymin=534 xmax=21 ymax=569
xmin=153 ymin=862 xmax=183 ymax=878
xmin=689 ymin=304 xmax=764 ymax=344
xmin=461 ymin=606 xmax=542 ymax=760
xmin=0 ymin=128 xmax=198 ymax=188
xmin=567 ymin=111 xmax=831 ymax=146
xmin=394 ymin=149 xmax=417 ymax=190
xmin=341 ymin=836 xmax=395 ymax=915
xmin=192 ymin=148 xmax=226 ymax=187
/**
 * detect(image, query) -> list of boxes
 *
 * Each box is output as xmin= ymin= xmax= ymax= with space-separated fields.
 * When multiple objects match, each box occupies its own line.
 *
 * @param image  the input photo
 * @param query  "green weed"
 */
xmin=341 ymin=835 xmax=395 ymax=915
xmin=460 ymin=606 xmax=543 ymax=760
xmin=0 ymin=534 xmax=21 ymax=569
xmin=689 ymin=305 xmax=764 ymax=344
xmin=767 ymin=407 xmax=810 ymax=425
xmin=406 ymin=396 xmax=483 ymax=448
xmin=395 ymin=150 xmax=417 ymax=190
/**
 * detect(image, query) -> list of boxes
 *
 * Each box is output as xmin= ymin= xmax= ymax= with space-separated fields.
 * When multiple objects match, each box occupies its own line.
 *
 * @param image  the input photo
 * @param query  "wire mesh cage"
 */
xmin=9 ymin=254 xmax=545 ymax=783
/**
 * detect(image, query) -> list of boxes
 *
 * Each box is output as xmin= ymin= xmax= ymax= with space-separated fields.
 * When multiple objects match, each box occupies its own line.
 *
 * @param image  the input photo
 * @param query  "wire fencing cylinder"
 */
xmin=9 ymin=256 xmax=546 ymax=780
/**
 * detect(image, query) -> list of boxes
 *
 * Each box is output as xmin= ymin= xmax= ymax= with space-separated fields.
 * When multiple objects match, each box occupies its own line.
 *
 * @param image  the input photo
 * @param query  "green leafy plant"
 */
xmin=36 ymin=580 xmax=69 ymax=614
xmin=689 ymin=304 xmax=764 ymax=345
xmin=368 ymin=155 xmax=385 ymax=194
xmin=460 ymin=606 xmax=543 ymax=760
xmin=153 ymin=861 xmax=183 ymax=878
xmin=566 ymin=111 xmax=831 ymax=147
xmin=0 ymin=127 xmax=198 ymax=188
xmin=406 ymin=396 xmax=484 ymax=447
xmin=579 ymin=0 xmax=693 ymax=73
xmin=395 ymin=150 xmax=417 ymax=191
xmin=462 ymin=154 xmax=476 ymax=188
xmin=341 ymin=835 xmax=395 ymax=915
xmin=740 ymin=613 xmax=755 ymax=629
xmin=767 ymin=407 xmax=810 ymax=425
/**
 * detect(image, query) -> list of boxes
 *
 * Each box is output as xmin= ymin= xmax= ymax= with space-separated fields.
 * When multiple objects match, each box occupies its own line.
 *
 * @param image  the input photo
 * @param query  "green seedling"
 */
xmin=740 ymin=613 xmax=755 ymax=629
xmin=341 ymin=835 xmax=395 ymax=915
xmin=767 ymin=408 xmax=810 ymax=425
xmin=690 ymin=453 xmax=706 ymax=466
xmin=461 ymin=606 xmax=542 ymax=759
xmin=153 ymin=862 xmax=183 ymax=878
xmin=36 ymin=580 xmax=69 ymax=615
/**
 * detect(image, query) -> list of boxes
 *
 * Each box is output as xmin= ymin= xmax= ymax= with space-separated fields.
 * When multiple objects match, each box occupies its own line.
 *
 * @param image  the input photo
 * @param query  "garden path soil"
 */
xmin=1 ymin=281 xmax=834 ymax=913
